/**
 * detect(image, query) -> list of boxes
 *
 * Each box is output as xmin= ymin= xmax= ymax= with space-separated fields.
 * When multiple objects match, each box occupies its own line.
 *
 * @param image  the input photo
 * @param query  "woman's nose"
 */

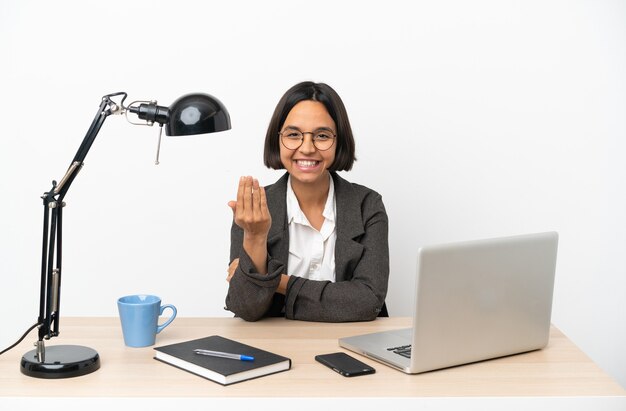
xmin=298 ymin=134 xmax=316 ymax=153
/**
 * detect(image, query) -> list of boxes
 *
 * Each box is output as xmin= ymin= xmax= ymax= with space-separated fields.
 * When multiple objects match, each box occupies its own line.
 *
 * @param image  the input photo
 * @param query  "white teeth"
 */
xmin=296 ymin=160 xmax=318 ymax=167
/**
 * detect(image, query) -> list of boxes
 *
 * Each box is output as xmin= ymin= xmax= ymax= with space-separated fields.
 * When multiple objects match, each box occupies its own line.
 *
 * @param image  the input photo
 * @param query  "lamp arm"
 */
xmin=54 ymin=92 xmax=127 ymax=200
xmin=36 ymin=93 xmax=126 ymax=349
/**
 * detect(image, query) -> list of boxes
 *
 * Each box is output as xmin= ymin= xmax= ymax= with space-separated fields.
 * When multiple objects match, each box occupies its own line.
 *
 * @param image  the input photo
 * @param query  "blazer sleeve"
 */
xmin=284 ymin=191 xmax=389 ymax=322
xmin=224 ymin=221 xmax=284 ymax=321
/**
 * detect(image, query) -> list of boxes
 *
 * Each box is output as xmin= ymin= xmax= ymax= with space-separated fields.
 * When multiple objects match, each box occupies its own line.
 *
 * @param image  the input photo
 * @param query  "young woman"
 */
xmin=225 ymin=81 xmax=389 ymax=322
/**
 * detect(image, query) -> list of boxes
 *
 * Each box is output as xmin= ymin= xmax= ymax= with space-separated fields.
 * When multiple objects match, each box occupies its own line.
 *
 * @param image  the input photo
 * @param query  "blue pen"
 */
xmin=194 ymin=349 xmax=255 ymax=361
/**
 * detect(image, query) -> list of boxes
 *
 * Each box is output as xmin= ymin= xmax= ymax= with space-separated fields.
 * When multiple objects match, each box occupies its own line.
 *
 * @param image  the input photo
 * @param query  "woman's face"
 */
xmin=279 ymin=100 xmax=337 ymax=188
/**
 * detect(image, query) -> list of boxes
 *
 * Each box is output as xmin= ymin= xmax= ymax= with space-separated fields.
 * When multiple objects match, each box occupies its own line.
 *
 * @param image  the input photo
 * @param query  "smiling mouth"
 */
xmin=295 ymin=160 xmax=320 ymax=168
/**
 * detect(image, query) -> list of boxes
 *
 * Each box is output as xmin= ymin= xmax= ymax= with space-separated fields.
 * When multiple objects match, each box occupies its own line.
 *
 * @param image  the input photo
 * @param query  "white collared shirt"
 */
xmin=286 ymin=175 xmax=337 ymax=282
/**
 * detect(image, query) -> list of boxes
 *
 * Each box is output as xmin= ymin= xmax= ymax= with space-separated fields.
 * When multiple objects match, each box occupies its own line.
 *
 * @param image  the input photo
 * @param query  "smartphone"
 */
xmin=315 ymin=352 xmax=376 ymax=377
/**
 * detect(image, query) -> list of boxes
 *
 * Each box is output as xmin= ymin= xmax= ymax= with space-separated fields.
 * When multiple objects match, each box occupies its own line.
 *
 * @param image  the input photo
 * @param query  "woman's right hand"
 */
xmin=228 ymin=176 xmax=271 ymax=238
xmin=228 ymin=176 xmax=271 ymax=274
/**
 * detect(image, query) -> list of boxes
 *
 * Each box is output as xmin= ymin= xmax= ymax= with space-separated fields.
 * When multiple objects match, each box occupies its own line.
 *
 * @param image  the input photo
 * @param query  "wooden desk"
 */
xmin=1 ymin=317 xmax=624 ymax=398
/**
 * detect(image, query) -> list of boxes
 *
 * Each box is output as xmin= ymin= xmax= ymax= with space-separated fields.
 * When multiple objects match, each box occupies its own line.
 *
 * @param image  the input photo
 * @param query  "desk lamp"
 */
xmin=19 ymin=91 xmax=231 ymax=378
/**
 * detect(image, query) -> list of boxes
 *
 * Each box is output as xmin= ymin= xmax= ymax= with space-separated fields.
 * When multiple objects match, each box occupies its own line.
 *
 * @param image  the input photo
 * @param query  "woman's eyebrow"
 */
xmin=283 ymin=125 xmax=336 ymax=133
xmin=284 ymin=125 xmax=334 ymax=131
xmin=283 ymin=125 xmax=302 ymax=131
xmin=313 ymin=126 xmax=335 ymax=132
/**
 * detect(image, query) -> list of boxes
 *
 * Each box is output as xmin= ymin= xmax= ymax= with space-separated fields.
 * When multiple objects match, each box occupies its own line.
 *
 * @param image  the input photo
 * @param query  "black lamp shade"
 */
xmin=165 ymin=93 xmax=231 ymax=136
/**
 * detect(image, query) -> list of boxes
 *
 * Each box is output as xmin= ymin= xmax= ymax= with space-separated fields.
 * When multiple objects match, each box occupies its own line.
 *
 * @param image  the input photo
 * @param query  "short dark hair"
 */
xmin=263 ymin=81 xmax=356 ymax=171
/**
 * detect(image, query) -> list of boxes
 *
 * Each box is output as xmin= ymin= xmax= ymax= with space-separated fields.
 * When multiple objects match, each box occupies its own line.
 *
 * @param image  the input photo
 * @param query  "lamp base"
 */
xmin=20 ymin=345 xmax=100 ymax=379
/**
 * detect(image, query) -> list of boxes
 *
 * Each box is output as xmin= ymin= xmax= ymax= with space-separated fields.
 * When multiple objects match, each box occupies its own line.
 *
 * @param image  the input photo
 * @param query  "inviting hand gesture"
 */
xmin=228 ymin=176 xmax=271 ymax=236
xmin=228 ymin=176 xmax=271 ymax=274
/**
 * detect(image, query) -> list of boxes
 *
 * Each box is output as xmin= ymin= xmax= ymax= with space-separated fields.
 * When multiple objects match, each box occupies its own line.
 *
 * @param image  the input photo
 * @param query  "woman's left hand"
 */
xmin=227 ymin=258 xmax=239 ymax=282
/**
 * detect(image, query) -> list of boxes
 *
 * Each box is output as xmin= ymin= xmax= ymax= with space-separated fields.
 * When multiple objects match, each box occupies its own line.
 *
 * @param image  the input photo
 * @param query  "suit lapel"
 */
xmin=332 ymin=173 xmax=365 ymax=282
xmin=266 ymin=173 xmax=290 ymax=270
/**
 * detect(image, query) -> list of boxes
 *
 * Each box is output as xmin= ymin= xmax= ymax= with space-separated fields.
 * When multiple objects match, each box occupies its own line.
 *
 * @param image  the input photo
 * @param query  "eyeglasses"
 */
xmin=279 ymin=128 xmax=336 ymax=151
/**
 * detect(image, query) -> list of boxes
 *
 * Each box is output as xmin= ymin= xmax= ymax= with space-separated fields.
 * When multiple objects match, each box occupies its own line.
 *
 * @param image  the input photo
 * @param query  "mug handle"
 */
xmin=156 ymin=304 xmax=177 ymax=334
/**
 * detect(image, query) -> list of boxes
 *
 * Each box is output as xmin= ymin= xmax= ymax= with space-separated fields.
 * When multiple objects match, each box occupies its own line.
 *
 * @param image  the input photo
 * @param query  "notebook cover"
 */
xmin=154 ymin=335 xmax=291 ymax=385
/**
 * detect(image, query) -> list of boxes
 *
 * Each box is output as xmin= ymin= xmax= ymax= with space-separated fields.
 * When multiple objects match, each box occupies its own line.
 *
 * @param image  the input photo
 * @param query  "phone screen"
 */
xmin=315 ymin=352 xmax=376 ymax=377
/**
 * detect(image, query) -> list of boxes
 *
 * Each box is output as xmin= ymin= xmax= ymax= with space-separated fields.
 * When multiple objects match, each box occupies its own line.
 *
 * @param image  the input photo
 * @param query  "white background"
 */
xmin=1 ymin=0 xmax=624 ymax=389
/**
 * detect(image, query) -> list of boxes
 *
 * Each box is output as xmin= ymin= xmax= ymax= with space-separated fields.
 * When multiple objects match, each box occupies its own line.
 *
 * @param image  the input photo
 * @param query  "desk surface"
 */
xmin=1 ymin=317 xmax=624 ymax=398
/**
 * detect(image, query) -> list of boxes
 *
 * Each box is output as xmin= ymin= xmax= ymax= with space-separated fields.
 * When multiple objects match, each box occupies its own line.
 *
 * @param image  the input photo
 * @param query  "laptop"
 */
xmin=339 ymin=231 xmax=559 ymax=374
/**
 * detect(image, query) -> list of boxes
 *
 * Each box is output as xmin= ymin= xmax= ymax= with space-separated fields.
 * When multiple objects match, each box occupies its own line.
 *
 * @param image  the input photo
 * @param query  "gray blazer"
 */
xmin=225 ymin=172 xmax=389 ymax=322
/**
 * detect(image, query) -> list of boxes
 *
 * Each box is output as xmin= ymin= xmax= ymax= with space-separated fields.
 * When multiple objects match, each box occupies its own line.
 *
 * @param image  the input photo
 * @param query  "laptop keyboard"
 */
xmin=387 ymin=344 xmax=412 ymax=358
